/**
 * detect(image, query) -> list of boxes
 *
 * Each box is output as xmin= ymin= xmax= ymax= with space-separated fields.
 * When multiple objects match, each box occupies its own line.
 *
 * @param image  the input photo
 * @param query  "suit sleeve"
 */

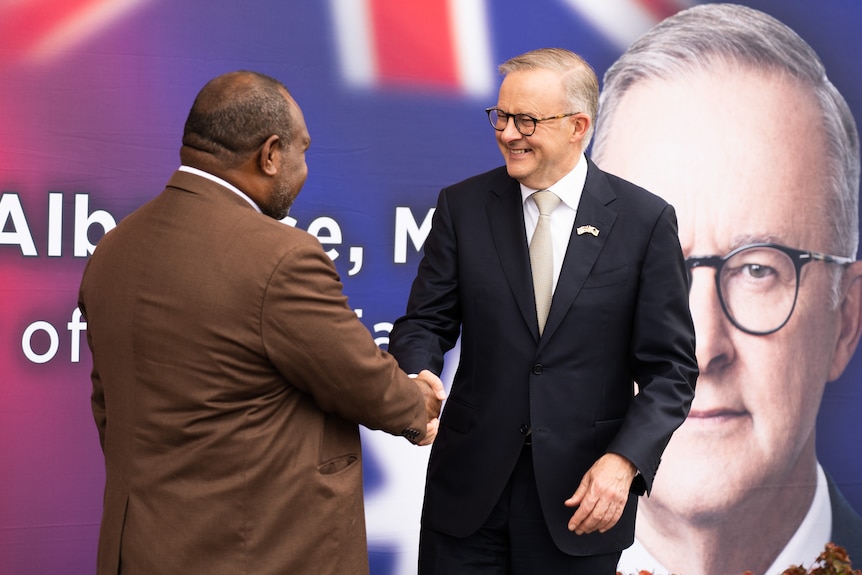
xmin=388 ymin=187 xmax=463 ymax=375
xmin=78 ymin=259 xmax=108 ymax=452
xmin=608 ymin=203 xmax=697 ymax=494
xmin=261 ymin=237 xmax=427 ymax=442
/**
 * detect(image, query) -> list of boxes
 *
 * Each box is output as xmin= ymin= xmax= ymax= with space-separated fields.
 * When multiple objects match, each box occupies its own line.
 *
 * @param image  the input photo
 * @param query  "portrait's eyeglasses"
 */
xmin=686 ymin=242 xmax=854 ymax=336
xmin=485 ymin=107 xmax=579 ymax=137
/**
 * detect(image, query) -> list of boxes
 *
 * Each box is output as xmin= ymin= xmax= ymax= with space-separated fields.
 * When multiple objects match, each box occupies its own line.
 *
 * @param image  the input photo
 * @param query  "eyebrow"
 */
xmin=684 ymin=233 xmax=787 ymax=258
xmin=728 ymin=233 xmax=786 ymax=249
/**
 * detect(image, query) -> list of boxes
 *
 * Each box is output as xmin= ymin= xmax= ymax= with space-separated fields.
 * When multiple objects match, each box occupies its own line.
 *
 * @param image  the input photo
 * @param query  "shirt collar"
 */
xmin=764 ymin=464 xmax=832 ymax=573
xmin=178 ymin=165 xmax=261 ymax=213
xmin=519 ymin=152 xmax=587 ymax=211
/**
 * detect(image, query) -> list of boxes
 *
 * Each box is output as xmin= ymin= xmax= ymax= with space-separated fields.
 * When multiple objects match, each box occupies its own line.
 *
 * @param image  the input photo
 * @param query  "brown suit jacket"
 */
xmin=78 ymin=170 xmax=427 ymax=575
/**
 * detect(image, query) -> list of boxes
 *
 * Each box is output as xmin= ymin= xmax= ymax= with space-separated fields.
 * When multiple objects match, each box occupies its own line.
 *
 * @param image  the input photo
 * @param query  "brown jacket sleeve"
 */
xmin=262 ymin=237 xmax=427 ymax=441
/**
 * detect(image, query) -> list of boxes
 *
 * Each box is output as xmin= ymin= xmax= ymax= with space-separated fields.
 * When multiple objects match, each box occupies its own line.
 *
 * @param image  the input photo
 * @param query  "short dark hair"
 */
xmin=183 ymin=71 xmax=293 ymax=167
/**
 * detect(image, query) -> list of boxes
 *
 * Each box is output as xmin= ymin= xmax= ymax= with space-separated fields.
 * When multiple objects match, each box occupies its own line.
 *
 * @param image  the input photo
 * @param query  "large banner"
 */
xmin=1 ymin=1 xmax=860 ymax=573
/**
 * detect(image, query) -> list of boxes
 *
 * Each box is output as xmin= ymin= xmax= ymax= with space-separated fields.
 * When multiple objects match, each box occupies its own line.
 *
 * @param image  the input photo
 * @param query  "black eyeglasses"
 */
xmin=686 ymin=242 xmax=854 ymax=335
xmin=485 ymin=107 xmax=579 ymax=137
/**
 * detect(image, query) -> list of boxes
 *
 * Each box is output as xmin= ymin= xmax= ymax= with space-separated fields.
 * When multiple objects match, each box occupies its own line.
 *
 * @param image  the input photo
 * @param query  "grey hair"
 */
xmin=593 ymin=3 xmax=860 ymax=263
xmin=499 ymin=48 xmax=599 ymax=148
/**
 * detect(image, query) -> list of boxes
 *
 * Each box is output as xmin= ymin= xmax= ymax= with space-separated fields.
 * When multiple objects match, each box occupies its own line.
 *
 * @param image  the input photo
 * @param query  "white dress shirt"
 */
xmin=178 ymin=165 xmax=261 ymax=213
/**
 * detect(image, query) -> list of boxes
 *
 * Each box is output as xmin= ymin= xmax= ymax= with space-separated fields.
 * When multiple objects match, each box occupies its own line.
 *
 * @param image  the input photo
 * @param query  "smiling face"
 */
xmin=597 ymin=66 xmax=849 ymax=522
xmin=494 ymin=68 xmax=585 ymax=190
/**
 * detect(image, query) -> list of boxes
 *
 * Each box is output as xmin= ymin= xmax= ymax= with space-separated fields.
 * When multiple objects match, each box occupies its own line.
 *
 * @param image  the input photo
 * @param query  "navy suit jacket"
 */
xmin=389 ymin=159 xmax=698 ymax=555
xmin=828 ymin=473 xmax=862 ymax=562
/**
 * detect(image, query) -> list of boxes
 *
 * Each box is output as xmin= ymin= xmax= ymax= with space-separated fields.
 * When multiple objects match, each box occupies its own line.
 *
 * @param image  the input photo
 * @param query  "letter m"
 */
xmin=394 ymin=207 xmax=434 ymax=263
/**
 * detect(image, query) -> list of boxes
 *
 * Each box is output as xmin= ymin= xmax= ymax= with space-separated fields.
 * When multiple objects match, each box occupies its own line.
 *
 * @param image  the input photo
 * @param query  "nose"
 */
xmin=688 ymin=268 xmax=735 ymax=375
xmin=500 ymin=116 xmax=523 ymax=143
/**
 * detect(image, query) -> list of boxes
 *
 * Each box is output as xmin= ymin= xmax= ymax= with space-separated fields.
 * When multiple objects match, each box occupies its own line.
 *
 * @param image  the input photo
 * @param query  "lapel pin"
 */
xmin=576 ymin=225 xmax=600 ymax=237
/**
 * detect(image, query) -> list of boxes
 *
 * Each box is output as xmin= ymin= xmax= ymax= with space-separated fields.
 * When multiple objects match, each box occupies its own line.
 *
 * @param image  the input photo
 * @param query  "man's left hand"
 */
xmin=564 ymin=453 xmax=637 ymax=535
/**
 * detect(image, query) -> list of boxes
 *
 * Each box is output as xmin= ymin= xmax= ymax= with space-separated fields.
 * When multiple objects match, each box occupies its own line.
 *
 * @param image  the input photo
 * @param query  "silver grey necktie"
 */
xmin=529 ymin=190 xmax=561 ymax=335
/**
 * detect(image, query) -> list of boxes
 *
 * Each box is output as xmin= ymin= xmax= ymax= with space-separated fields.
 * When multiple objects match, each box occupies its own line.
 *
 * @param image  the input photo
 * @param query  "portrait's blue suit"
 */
xmin=389 ymin=158 xmax=698 ymax=555
xmin=828 ymin=473 xmax=862 ymax=561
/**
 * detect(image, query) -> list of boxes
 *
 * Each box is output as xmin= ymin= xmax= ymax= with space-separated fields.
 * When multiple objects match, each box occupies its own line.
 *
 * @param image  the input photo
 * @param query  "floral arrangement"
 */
xmin=775 ymin=544 xmax=860 ymax=575
xmin=618 ymin=543 xmax=860 ymax=575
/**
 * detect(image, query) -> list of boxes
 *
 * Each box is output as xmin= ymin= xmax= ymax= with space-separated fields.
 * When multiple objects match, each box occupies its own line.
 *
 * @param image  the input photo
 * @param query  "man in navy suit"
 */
xmin=388 ymin=48 xmax=698 ymax=574
xmin=591 ymin=5 xmax=862 ymax=575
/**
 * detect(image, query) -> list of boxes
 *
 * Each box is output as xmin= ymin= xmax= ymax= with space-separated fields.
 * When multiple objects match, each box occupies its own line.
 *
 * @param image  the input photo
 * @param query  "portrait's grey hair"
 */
xmin=593 ymin=3 xmax=860 ymax=260
xmin=499 ymin=48 xmax=599 ymax=149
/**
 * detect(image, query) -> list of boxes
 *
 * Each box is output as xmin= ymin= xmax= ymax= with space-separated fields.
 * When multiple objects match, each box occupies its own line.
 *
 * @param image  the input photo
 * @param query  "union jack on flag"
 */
xmin=329 ymin=0 xmax=694 ymax=96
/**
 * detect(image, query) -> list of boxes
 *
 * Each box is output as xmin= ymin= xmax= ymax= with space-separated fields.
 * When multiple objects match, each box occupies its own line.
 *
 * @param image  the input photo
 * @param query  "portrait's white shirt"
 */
xmin=520 ymin=153 xmax=587 ymax=293
xmin=179 ymin=165 xmax=261 ymax=213
xmin=618 ymin=464 xmax=832 ymax=574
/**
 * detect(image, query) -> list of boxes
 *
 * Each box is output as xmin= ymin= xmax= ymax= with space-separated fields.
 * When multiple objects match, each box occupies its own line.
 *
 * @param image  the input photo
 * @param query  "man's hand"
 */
xmin=412 ymin=370 xmax=446 ymax=446
xmin=419 ymin=417 xmax=440 ymax=446
xmin=564 ymin=453 xmax=637 ymax=534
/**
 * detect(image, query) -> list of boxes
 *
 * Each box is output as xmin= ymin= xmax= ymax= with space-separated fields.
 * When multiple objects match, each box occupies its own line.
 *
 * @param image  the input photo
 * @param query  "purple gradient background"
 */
xmin=1 ymin=1 xmax=860 ymax=573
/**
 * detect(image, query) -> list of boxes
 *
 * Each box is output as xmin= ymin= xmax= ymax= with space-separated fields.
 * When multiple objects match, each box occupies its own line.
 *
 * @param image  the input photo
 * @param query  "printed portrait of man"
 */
xmin=591 ymin=4 xmax=862 ymax=575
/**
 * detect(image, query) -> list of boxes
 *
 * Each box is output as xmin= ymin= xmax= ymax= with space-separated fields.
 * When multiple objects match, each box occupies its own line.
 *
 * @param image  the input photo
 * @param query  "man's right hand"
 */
xmin=413 ymin=370 xmax=446 ymax=445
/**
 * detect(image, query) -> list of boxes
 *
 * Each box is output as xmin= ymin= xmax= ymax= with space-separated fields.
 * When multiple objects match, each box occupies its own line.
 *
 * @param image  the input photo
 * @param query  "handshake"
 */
xmin=411 ymin=370 xmax=446 ymax=446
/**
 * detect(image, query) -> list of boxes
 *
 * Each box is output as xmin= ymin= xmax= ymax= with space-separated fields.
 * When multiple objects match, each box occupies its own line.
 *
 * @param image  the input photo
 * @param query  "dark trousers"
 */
xmin=418 ymin=445 xmax=622 ymax=574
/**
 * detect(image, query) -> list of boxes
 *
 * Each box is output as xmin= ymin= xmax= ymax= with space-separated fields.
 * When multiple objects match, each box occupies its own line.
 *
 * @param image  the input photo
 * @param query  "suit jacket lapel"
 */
xmin=541 ymin=161 xmax=618 ymax=343
xmin=486 ymin=176 xmax=538 ymax=339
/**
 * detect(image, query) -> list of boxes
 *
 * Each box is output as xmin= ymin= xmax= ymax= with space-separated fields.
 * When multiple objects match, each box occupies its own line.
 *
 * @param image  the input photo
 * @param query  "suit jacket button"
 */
xmin=532 ymin=364 xmax=543 ymax=375
xmin=401 ymin=427 xmax=421 ymax=443
xmin=519 ymin=424 xmax=530 ymax=435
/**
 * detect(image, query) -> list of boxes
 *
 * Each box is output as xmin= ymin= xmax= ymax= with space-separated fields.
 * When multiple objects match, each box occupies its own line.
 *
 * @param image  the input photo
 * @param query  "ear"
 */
xmin=570 ymin=113 xmax=591 ymax=144
xmin=258 ymin=134 xmax=281 ymax=177
xmin=828 ymin=260 xmax=862 ymax=381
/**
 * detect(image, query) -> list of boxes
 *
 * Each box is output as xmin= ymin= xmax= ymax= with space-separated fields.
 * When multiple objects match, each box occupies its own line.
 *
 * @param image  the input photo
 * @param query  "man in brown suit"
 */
xmin=78 ymin=71 xmax=444 ymax=575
